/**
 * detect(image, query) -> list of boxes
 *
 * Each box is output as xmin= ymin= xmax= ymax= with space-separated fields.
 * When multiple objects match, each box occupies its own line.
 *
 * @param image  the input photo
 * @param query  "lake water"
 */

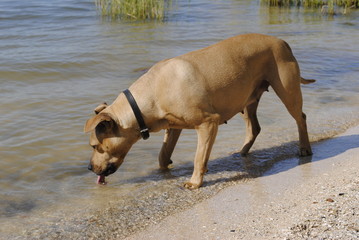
xmin=0 ymin=0 xmax=358 ymax=238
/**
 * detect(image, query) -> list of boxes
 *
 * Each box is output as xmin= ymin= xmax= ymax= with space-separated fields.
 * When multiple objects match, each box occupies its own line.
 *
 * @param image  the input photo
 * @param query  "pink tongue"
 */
xmin=97 ymin=175 xmax=107 ymax=185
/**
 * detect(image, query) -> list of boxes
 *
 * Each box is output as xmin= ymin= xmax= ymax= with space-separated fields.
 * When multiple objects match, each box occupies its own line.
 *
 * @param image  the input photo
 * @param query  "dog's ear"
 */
xmin=94 ymin=102 xmax=108 ymax=115
xmin=84 ymin=113 xmax=116 ymax=133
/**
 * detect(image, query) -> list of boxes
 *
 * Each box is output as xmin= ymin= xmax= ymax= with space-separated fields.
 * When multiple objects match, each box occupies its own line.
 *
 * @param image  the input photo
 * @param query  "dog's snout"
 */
xmin=88 ymin=163 xmax=93 ymax=171
xmin=101 ymin=163 xmax=117 ymax=176
xmin=87 ymin=162 xmax=117 ymax=176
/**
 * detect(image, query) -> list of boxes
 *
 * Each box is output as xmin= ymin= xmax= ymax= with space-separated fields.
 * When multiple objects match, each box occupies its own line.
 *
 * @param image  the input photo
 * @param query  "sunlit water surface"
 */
xmin=0 ymin=0 xmax=358 ymax=236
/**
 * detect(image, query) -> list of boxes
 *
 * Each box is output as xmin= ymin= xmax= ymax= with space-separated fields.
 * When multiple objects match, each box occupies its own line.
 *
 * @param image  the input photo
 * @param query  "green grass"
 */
xmin=261 ymin=0 xmax=358 ymax=14
xmin=262 ymin=0 xmax=358 ymax=7
xmin=96 ymin=0 xmax=358 ymax=20
xmin=95 ymin=0 xmax=169 ymax=20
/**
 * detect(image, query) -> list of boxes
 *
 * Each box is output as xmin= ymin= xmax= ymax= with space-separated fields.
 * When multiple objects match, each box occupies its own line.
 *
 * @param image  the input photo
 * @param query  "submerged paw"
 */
xmin=300 ymin=148 xmax=313 ymax=157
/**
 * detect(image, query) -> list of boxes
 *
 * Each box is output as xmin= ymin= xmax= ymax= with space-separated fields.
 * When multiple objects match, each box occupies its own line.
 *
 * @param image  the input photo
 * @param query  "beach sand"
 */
xmin=6 ymin=125 xmax=358 ymax=240
xmin=126 ymin=125 xmax=359 ymax=240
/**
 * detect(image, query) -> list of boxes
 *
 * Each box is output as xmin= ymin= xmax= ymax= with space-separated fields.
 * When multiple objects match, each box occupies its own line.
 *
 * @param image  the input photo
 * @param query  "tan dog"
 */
xmin=84 ymin=33 xmax=315 ymax=189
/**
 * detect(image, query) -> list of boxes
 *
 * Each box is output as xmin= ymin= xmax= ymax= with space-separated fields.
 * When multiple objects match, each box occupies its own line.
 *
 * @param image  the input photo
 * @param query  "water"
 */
xmin=0 ymin=0 xmax=358 ymax=237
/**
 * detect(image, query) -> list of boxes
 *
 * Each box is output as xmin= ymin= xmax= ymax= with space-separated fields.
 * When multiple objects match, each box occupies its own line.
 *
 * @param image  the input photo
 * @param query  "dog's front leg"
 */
xmin=158 ymin=128 xmax=182 ymax=170
xmin=184 ymin=120 xmax=219 ymax=189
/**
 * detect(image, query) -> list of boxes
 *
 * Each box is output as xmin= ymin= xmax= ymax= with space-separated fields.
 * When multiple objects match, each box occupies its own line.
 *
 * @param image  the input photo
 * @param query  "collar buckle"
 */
xmin=140 ymin=128 xmax=150 ymax=140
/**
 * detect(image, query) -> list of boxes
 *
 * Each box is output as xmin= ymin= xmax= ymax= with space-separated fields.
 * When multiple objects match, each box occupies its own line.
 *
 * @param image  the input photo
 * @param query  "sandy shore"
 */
xmin=126 ymin=125 xmax=359 ymax=240
xmin=5 ymin=125 xmax=358 ymax=240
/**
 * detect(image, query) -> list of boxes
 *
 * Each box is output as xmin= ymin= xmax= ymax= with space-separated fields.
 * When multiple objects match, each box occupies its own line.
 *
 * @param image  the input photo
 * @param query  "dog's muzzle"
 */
xmin=87 ymin=162 xmax=117 ymax=176
xmin=88 ymin=163 xmax=93 ymax=171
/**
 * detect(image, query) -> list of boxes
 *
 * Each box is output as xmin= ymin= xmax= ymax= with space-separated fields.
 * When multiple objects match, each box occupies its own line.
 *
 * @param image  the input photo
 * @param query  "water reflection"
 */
xmin=0 ymin=1 xmax=358 ymax=237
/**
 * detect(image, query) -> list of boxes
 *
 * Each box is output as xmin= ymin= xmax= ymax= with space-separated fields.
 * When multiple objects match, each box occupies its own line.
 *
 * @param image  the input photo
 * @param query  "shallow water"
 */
xmin=0 ymin=0 xmax=358 ymax=237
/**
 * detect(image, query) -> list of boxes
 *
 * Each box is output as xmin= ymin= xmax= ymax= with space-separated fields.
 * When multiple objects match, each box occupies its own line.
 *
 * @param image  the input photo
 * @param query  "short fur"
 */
xmin=84 ymin=34 xmax=314 ymax=189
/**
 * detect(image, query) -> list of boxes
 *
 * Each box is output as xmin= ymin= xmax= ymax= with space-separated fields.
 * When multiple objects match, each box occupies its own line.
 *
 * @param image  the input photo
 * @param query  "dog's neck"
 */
xmin=109 ymin=94 xmax=140 ymax=130
xmin=123 ymin=89 xmax=149 ymax=140
xmin=109 ymin=86 xmax=169 ymax=134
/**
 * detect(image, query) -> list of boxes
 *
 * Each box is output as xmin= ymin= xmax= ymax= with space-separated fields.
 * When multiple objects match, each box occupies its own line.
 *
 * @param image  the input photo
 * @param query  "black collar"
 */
xmin=123 ymin=89 xmax=150 ymax=140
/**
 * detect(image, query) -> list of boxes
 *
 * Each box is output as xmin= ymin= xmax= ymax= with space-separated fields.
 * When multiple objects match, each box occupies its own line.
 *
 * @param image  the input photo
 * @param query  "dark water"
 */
xmin=0 ymin=0 xmax=358 ymax=237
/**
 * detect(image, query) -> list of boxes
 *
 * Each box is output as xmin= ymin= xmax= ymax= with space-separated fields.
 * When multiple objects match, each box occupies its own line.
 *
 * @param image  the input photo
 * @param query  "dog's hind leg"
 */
xmin=239 ymin=81 xmax=268 ymax=155
xmin=240 ymin=100 xmax=261 ymax=156
xmin=158 ymin=128 xmax=182 ymax=170
xmin=270 ymin=73 xmax=312 ymax=156
xmin=285 ymin=98 xmax=312 ymax=156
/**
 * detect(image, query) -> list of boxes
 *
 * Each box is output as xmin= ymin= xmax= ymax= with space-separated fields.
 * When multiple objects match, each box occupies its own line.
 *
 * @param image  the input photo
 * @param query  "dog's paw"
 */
xmin=299 ymin=148 xmax=313 ymax=157
xmin=183 ymin=182 xmax=200 ymax=190
xmin=159 ymin=159 xmax=173 ymax=170
xmin=239 ymin=150 xmax=248 ymax=157
xmin=159 ymin=160 xmax=174 ymax=171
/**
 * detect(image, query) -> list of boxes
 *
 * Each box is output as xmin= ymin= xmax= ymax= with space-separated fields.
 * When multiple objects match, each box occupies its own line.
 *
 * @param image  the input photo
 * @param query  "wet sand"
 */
xmin=126 ymin=125 xmax=359 ymax=240
xmin=5 ymin=125 xmax=358 ymax=240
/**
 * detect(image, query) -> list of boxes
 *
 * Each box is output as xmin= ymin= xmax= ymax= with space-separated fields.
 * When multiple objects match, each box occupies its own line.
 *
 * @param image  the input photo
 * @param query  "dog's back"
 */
xmin=148 ymin=34 xmax=299 ymax=124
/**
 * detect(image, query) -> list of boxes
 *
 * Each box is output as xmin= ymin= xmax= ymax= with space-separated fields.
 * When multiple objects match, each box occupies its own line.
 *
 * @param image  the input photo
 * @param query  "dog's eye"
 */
xmin=91 ymin=145 xmax=96 ymax=149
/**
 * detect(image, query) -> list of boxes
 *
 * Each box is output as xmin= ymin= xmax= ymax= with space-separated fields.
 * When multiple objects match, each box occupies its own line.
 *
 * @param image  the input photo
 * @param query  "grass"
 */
xmin=96 ymin=0 xmax=358 ymax=20
xmin=95 ymin=0 xmax=169 ymax=20
xmin=261 ymin=0 xmax=358 ymax=14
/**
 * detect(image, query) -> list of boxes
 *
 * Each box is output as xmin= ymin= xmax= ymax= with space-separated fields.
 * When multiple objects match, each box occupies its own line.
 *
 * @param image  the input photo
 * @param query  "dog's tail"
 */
xmin=300 ymin=77 xmax=316 ymax=84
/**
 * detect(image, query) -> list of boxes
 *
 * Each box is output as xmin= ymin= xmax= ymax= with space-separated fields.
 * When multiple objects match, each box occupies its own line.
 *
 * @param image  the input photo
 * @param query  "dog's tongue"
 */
xmin=97 ymin=175 xmax=107 ymax=185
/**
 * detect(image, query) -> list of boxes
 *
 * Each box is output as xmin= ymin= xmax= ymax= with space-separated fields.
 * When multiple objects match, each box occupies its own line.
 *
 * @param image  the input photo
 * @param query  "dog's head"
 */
xmin=84 ymin=103 xmax=140 ymax=184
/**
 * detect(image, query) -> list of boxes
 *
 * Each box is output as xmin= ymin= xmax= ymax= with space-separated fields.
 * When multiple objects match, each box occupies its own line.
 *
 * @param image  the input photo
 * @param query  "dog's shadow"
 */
xmin=127 ymin=133 xmax=359 ymax=188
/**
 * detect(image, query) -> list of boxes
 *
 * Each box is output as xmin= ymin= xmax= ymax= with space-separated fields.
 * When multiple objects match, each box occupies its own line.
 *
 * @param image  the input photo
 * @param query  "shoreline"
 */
xmin=126 ymin=125 xmax=359 ymax=240
xmin=3 ymin=125 xmax=358 ymax=239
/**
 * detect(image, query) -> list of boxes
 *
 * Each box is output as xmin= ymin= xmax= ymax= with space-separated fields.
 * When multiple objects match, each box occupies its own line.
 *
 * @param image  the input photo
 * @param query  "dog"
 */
xmin=84 ymin=33 xmax=315 ymax=189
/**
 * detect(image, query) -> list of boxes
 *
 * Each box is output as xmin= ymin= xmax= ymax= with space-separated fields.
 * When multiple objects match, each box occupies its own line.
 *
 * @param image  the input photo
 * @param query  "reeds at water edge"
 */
xmin=261 ymin=0 xmax=358 ymax=15
xmin=95 ymin=0 xmax=169 ymax=20
xmin=95 ymin=0 xmax=358 ymax=20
